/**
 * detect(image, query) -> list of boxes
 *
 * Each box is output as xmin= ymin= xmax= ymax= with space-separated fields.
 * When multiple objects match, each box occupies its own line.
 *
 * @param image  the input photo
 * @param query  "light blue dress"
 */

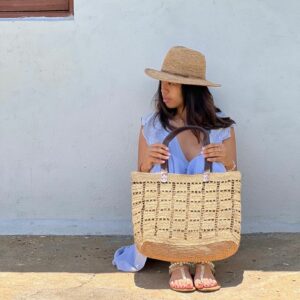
xmin=112 ymin=111 xmax=236 ymax=272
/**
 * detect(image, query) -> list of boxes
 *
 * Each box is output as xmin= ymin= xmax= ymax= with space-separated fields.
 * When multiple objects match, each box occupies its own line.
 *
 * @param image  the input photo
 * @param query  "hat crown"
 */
xmin=161 ymin=46 xmax=206 ymax=79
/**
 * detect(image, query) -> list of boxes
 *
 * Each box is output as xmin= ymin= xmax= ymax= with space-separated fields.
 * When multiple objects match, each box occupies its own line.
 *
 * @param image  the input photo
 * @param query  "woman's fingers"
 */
xmin=150 ymin=145 xmax=170 ymax=157
xmin=202 ymin=143 xmax=226 ymax=163
xmin=151 ymin=144 xmax=169 ymax=153
xmin=206 ymin=156 xmax=224 ymax=162
xmin=149 ymin=149 xmax=170 ymax=159
xmin=152 ymin=143 xmax=169 ymax=150
xmin=150 ymin=152 xmax=169 ymax=161
xmin=151 ymin=157 xmax=167 ymax=164
xmin=146 ymin=143 xmax=170 ymax=165
xmin=202 ymin=143 xmax=224 ymax=151
xmin=204 ymin=152 xmax=225 ymax=159
xmin=202 ymin=144 xmax=225 ymax=157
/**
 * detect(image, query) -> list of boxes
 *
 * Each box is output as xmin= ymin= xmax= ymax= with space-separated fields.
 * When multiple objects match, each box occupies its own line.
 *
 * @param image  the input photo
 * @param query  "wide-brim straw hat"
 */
xmin=145 ymin=46 xmax=221 ymax=87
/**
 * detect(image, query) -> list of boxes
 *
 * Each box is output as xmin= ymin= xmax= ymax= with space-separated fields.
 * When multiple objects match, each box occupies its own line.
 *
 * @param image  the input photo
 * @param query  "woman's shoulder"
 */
xmin=141 ymin=111 xmax=156 ymax=127
xmin=140 ymin=111 xmax=166 ymax=144
xmin=141 ymin=111 xmax=164 ymax=130
xmin=211 ymin=111 xmax=236 ymax=142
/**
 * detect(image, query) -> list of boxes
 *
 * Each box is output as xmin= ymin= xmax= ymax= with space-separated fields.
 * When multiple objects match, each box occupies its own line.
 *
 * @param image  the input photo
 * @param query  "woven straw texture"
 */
xmin=145 ymin=46 xmax=221 ymax=87
xmin=131 ymin=171 xmax=241 ymax=262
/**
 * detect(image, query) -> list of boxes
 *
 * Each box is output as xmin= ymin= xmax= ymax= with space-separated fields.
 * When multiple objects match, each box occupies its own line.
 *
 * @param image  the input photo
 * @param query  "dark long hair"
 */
xmin=153 ymin=81 xmax=235 ymax=142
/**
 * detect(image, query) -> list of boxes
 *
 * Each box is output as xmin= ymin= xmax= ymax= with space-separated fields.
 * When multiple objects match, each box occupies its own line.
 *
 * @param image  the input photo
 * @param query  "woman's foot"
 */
xmin=194 ymin=262 xmax=221 ymax=292
xmin=169 ymin=263 xmax=195 ymax=292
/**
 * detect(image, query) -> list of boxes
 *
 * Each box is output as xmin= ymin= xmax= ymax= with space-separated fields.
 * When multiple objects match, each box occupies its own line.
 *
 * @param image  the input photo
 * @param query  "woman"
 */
xmin=113 ymin=46 xmax=237 ymax=293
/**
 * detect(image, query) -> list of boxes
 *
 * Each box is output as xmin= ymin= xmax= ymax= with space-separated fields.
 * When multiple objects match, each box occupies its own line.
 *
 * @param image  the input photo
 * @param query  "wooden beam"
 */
xmin=0 ymin=0 xmax=73 ymax=17
xmin=0 ymin=0 xmax=68 ymax=11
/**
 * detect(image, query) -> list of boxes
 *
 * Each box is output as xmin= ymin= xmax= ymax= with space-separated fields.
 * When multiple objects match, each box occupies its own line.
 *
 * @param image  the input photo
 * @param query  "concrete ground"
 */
xmin=0 ymin=233 xmax=299 ymax=300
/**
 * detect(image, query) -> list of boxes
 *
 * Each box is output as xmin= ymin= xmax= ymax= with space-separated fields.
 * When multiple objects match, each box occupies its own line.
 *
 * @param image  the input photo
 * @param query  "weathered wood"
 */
xmin=0 ymin=0 xmax=73 ymax=17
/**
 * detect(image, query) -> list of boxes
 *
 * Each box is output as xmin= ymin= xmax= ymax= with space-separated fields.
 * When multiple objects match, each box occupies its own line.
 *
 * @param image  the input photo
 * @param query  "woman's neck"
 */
xmin=175 ymin=107 xmax=186 ymax=123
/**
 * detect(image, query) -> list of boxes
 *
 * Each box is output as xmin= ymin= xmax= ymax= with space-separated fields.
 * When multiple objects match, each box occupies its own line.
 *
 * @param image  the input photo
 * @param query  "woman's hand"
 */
xmin=140 ymin=143 xmax=170 ymax=172
xmin=201 ymin=143 xmax=235 ymax=170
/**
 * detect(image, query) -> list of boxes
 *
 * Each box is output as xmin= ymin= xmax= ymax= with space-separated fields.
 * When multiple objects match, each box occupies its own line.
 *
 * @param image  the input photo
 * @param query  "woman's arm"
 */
xmin=138 ymin=127 xmax=151 ymax=172
xmin=222 ymin=127 xmax=237 ymax=170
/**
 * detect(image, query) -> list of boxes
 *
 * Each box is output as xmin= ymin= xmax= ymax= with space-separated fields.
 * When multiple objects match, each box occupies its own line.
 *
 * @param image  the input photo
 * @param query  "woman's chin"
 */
xmin=164 ymin=103 xmax=176 ymax=109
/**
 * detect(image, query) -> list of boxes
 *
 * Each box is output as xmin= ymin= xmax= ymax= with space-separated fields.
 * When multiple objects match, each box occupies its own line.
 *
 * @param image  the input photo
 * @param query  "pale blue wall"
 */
xmin=0 ymin=0 xmax=299 ymax=234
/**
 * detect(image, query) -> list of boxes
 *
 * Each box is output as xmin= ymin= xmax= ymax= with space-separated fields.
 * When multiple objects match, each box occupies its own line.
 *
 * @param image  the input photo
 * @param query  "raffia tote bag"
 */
xmin=131 ymin=125 xmax=242 ymax=262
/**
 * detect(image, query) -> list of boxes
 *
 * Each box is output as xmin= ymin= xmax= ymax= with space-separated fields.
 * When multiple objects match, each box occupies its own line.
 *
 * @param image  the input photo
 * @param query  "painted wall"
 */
xmin=0 ymin=0 xmax=299 ymax=234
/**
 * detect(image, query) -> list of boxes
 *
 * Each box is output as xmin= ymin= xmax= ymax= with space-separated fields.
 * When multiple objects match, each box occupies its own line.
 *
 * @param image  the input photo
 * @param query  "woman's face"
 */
xmin=161 ymin=81 xmax=184 ymax=110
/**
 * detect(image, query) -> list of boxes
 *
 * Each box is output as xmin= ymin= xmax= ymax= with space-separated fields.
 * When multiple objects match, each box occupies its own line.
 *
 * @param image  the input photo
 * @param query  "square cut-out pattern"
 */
xmin=132 ymin=177 xmax=241 ymax=243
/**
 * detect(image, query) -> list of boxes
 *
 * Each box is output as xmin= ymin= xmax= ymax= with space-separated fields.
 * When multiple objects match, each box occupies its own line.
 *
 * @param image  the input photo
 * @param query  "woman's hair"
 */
xmin=153 ymin=81 xmax=235 ymax=141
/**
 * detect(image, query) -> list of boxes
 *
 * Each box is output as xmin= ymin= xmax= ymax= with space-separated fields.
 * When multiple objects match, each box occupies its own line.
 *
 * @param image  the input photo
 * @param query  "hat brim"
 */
xmin=145 ymin=68 xmax=221 ymax=87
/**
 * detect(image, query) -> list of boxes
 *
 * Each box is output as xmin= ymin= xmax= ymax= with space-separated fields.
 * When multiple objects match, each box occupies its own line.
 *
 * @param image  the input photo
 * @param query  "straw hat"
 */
xmin=145 ymin=46 xmax=221 ymax=87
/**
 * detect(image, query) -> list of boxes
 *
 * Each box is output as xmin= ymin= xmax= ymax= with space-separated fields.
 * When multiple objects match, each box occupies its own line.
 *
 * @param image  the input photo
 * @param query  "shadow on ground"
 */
xmin=0 ymin=233 xmax=299 ymax=291
xmin=133 ymin=233 xmax=300 ymax=290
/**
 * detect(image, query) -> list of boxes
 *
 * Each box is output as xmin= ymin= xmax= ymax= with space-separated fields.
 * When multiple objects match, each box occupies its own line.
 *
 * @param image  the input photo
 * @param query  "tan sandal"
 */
xmin=194 ymin=261 xmax=221 ymax=292
xmin=168 ymin=262 xmax=196 ymax=292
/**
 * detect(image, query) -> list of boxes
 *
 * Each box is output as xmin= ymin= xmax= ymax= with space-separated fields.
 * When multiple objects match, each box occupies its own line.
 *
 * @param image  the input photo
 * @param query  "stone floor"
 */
xmin=0 ymin=233 xmax=299 ymax=299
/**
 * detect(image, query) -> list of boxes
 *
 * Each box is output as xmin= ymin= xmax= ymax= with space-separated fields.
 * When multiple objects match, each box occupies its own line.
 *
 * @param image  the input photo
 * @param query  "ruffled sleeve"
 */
xmin=211 ymin=111 xmax=236 ymax=143
xmin=217 ymin=125 xmax=234 ymax=141
xmin=140 ymin=112 xmax=167 ymax=145
xmin=203 ymin=111 xmax=236 ymax=172
xmin=141 ymin=112 xmax=154 ymax=145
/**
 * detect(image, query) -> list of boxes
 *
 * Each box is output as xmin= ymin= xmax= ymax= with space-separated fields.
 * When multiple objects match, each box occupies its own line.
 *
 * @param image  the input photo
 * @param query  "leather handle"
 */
xmin=161 ymin=125 xmax=212 ymax=173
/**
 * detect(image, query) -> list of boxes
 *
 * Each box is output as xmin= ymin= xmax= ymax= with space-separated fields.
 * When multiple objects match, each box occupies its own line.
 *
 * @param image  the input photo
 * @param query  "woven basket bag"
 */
xmin=131 ymin=125 xmax=242 ymax=262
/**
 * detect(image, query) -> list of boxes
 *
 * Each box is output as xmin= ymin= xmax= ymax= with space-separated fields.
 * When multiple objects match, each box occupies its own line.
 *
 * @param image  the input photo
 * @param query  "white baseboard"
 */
xmin=0 ymin=219 xmax=133 ymax=235
xmin=0 ymin=218 xmax=299 ymax=235
xmin=242 ymin=217 xmax=300 ymax=233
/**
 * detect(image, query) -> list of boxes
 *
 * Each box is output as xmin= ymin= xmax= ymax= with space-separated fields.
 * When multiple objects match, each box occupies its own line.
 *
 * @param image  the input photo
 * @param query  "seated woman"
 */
xmin=113 ymin=46 xmax=237 ymax=293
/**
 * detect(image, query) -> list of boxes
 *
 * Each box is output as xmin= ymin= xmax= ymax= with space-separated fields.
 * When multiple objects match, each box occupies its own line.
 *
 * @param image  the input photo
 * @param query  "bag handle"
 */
xmin=161 ymin=125 xmax=212 ymax=174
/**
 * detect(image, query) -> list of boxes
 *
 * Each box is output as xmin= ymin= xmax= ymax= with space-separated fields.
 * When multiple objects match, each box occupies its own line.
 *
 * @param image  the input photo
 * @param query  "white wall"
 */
xmin=0 ymin=0 xmax=299 ymax=234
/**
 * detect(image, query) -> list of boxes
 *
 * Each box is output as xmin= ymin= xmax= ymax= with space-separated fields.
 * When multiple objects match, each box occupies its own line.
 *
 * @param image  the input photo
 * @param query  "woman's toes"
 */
xmin=195 ymin=279 xmax=202 ymax=285
xmin=207 ymin=279 xmax=216 ymax=287
xmin=183 ymin=279 xmax=191 ymax=288
xmin=185 ymin=279 xmax=192 ymax=288
xmin=204 ymin=279 xmax=211 ymax=287
xmin=211 ymin=279 xmax=217 ymax=285
xmin=195 ymin=280 xmax=203 ymax=288
xmin=180 ymin=279 xmax=185 ymax=287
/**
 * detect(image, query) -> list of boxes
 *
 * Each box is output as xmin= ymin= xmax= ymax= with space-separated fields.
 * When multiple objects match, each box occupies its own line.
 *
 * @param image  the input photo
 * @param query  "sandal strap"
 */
xmin=168 ymin=262 xmax=194 ymax=275
xmin=195 ymin=261 xmax=215 ymax=274
xmin=200 ymin=264 xmax=205 ymax=280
